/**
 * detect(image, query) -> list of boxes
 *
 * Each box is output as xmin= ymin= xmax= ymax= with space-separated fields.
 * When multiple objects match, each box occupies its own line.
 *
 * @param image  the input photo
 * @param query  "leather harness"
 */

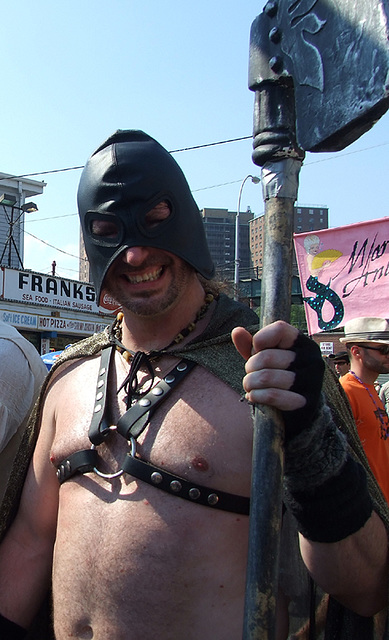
xmin=56 ymin=346 xmax=250 ymax=516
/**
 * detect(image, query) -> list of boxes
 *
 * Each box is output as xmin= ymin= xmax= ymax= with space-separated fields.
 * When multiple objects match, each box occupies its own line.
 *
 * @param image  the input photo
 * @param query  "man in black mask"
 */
xmin=0 ymin=130 xmax=387 ymax=640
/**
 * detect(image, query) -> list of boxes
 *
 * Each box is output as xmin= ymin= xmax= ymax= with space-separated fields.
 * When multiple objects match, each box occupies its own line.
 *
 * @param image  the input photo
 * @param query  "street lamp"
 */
xmin=234 ymin=175 xmax=260 ymax=300
xmin=0 ymin=193 xmax=38 ymax=268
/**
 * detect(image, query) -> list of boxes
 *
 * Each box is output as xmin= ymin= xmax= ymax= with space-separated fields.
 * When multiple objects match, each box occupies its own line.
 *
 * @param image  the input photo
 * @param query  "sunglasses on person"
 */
xmin=360 ymin=344 xmax=389 ymax=356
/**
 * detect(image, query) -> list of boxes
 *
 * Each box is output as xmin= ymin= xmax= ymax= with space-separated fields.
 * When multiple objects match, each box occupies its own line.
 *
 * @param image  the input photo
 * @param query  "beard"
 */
xmin=103 ymin=254 xmax=196 ymax=318
xmin=365 ymin=355 xmax=389 ymax=376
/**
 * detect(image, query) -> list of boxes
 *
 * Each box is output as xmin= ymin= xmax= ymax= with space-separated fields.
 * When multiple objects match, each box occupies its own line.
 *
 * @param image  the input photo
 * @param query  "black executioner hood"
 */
xmin=77 ymin=129 xmax=215 ymax=302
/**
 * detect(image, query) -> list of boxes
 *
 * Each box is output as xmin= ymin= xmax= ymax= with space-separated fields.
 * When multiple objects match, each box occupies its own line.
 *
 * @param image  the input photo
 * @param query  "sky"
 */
xmin=1 ymin=0 xmax=388 ymax=279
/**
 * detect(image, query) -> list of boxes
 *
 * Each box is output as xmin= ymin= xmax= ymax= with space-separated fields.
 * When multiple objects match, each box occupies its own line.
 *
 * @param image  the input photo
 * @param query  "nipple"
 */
xmin=191 ymin=456 xmax=209 ymax=472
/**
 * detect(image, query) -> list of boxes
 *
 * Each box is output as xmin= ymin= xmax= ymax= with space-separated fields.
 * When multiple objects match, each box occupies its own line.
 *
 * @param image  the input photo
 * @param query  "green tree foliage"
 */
xmin=251 ymin=305 xmax=307 ymax=333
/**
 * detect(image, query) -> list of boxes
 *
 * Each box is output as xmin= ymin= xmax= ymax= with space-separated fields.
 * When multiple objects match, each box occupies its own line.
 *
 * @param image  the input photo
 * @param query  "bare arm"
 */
xmin=300 ymin=512 xmax=388 ymax=616
xmin=232 ymin=321 xmax=389 ymax=616
xmin=0 ymin=382 xmax=59 ymax=629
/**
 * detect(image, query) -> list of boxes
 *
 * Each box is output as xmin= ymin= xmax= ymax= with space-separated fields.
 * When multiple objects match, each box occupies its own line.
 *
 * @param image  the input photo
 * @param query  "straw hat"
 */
xmin=340 ymin=317 xmax=389 ymax=345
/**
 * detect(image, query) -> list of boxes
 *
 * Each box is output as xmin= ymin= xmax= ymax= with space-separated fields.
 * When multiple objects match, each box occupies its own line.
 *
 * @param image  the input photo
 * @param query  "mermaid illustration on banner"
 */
xmin=303 ymin=234 xmax=344 ymax=331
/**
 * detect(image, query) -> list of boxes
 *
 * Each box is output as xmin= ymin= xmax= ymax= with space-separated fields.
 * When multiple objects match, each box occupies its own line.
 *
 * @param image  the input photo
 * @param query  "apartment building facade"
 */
xmin=250 ymin=204 xmax=329 ymax=277
xmin=200 ymin=207 xmax=254 ymax=282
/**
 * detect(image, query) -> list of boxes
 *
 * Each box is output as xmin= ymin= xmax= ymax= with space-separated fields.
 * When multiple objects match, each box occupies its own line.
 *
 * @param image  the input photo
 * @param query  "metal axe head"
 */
xmin=249 ymin=0 xmax=389 ymax=152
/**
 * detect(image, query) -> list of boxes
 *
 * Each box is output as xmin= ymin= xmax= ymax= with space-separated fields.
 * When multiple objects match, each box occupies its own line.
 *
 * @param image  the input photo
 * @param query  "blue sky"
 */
xmin=2 ymin=1 xmax=388 ymax=278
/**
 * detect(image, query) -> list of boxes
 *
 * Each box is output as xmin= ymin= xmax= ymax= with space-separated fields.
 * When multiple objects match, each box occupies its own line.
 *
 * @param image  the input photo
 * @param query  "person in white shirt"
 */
xmin=0 ymin=320 xmax=47 ymax=502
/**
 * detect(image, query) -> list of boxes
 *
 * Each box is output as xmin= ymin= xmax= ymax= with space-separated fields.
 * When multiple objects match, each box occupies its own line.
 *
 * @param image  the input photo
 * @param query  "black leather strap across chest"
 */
xmin=56 ymin=346 xmax=250 ymax=516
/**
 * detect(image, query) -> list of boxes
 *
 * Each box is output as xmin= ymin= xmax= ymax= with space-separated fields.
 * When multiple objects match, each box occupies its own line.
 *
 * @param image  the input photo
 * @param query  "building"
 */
xmin=0 ymin=176 xmax=117 ymax=354
xmin=294 ymin=204 xmax=328 ymax=234
xmin=250 ymin=203 xmax=329 ymax=277
xmin=0 ymin=173 xmax=46 ymax=270
xmin=0 ymin=266 xmax=114 ymax=354
xmin=249 ymin=215 xmax=265 ymax=277
xmin=79 ymin=233 xmax=90 ymax=282
xmin=200 ymin=207 xmax=254 ymax=282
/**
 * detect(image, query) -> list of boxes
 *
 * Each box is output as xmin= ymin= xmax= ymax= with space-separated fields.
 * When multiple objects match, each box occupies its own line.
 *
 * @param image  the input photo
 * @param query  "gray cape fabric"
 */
xmin=0 ymin=294 xmax=388 ymax=639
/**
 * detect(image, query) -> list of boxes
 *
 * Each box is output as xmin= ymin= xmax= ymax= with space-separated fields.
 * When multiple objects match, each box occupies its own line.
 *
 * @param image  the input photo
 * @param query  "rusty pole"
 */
xmin=242 ymin=78 xmax=304 ymax=640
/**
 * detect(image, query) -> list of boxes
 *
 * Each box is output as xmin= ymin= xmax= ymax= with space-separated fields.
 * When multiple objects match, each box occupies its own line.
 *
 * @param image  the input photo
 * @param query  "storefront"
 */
xmin=0 ymin=266 xmax=115 ymax=353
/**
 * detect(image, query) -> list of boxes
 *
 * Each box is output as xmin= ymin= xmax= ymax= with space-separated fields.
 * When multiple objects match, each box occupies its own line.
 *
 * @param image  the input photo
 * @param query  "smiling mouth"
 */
xmin=124 ymin=267 xmax=163 ymax=284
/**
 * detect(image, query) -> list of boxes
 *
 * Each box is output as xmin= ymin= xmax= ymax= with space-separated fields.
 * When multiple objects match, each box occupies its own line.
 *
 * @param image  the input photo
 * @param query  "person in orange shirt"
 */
xmin=340 ymin=317 xmax=389 ymax=503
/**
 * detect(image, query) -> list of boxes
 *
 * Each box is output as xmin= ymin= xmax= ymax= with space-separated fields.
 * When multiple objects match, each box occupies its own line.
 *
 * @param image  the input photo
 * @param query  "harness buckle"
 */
xmin=90 ymin=428 xmax=137 ymax=479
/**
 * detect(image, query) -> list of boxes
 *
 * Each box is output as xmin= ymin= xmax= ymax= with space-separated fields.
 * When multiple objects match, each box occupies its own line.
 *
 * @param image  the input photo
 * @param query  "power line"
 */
xmin=0 ymin=165 xmax=84 ymax=181
xmin=0 ymin=136 xmax=253 ymax=182
xmin=170 ymin=136 xmax=251 ymax=153
xmin=1 ymin=136 xmax=388 ymax=183
xmin=24 ymin=229 xmax=87 ymax=262
xmin=193 ymin=178 xmax=245 ymax=192
xmin=15 ymin=136 xmax=389 ymax=268
xmin=303 ymin=140 xmax=389 ymax=166
xmin=27 ymin=213 xmax=77 ymax=223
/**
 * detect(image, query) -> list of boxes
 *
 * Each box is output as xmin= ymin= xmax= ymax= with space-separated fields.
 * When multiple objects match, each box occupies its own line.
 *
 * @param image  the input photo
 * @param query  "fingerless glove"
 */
xmin=283 ymin=332 xmax=325 ymax=442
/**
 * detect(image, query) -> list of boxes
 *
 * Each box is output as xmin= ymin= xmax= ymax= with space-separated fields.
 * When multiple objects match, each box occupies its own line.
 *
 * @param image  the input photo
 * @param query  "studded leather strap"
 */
xmin=55 ymin=350 xmax=250 ymax=515
xmin=116 ymin=358 xmax=197 ymax=439
xmin=88 ymin=346 xmax=115 ymax=445
xmin=122 ymin=454 xmax=250 ymax=515
xmin=56 ymin=447 xmax=250 ymax=515
xmin=56 ymin=449 xmax=99 ymax=483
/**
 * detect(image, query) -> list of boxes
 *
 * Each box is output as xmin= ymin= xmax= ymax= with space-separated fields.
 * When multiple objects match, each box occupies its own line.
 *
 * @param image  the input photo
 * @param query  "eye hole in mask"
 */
xmin=91 ymin=219 xmax=120 ymax=238
xmin=87 ymin=200 xmax=172 ymax=247
xmin=87 ymin=213 xmax=124 ymax=247
xmin=144 ymin=200 xmax=172 ymax=229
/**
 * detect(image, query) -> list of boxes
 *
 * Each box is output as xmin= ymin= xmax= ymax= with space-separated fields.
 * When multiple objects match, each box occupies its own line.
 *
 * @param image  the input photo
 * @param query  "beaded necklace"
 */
xmin=111 ymin=292 xmax=215 ymax=362
xmin=109 ymin=292 xmax=214 ymax=409
xmin=349 ymin=370 xmax=387 ymax=430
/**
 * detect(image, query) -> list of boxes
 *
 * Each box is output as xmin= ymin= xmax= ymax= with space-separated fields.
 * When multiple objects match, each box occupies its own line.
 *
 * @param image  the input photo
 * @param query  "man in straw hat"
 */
xmin=340 ymin=317 xmax=389 ymax=503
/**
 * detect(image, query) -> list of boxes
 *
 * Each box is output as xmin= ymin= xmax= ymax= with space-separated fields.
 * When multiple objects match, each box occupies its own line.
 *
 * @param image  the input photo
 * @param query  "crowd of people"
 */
xmin=0 ymin=130 xmax=388 ymax=639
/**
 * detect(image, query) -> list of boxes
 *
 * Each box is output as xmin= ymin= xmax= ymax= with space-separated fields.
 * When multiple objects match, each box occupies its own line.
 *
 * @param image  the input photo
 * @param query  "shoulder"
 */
xmin=0 ymin=325 xmax=47 ymax=384
xmin=46 ymin=327 xmax=112 ymax=376
xmin=340 ymin=372 xmax=354 ymax=389
xmin=36 ymin=329 xmax=112 ymax=409
xmin=45 ymin=352 xmax=102 ymax=400
xmin=198 ymin=293 xmax=258 ymax=341
xmin=0 ymin=338 xmax=32 ymax=389
xmin=216 ymin=293 xmax=258 ymax=328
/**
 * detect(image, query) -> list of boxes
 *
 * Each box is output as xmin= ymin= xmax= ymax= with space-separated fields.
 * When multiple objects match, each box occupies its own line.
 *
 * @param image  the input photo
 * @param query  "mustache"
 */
xmin=113 ymin=254 xmax=173 ymax=273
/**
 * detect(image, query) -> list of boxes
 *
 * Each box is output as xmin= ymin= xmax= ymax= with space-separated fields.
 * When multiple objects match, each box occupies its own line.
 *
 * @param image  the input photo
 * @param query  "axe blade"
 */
xmin=249 ymin=0 xmax=389 ymax=152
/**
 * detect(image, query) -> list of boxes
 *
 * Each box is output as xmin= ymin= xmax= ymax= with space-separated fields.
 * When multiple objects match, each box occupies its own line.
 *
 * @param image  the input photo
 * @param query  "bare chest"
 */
xmin=51 ymin=352 xmax=253 ymax=496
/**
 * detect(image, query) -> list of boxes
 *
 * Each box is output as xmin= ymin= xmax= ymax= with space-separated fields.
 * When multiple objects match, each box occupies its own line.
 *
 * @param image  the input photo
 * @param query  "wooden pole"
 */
xmin=242 ymin=165 xmax=302 ymax=639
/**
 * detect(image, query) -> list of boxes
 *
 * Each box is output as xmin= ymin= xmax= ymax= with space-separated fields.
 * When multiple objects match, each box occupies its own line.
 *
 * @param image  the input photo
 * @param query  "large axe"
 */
xmin=243 ymin=1 xmax=389 ymax=638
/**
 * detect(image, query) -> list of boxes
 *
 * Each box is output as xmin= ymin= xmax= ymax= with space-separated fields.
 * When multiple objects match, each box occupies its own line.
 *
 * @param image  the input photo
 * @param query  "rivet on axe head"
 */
xmin=269 ymin=55 xmax=283 ymax=73
xmin=269 ymin=26 xmax=282 ymax=44
xmin=264 ymin=1 xmax=278 ymax=17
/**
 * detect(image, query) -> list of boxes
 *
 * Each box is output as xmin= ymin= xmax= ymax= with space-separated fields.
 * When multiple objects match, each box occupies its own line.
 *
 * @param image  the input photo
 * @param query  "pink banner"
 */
xmin=293 ymin=217 xmax=389 ymax=335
